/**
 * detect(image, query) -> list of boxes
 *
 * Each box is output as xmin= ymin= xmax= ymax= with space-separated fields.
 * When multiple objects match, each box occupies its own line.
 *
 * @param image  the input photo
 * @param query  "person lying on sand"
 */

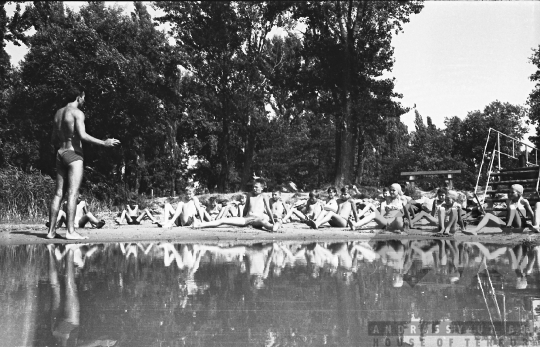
xmin=158 ymin=187 xmax=207 ymax=228
xmin=193 ymin=179 xmax=281 ymax=232
xmin=348 ymin=183 xmax=411 ymax=233
xmin=307 ymin=186 xmax=359 ymax=229
xmin=115 ymin=203 xmax=158 ymax=225
xmin=47 ymin=198 xmax=105 ymax=229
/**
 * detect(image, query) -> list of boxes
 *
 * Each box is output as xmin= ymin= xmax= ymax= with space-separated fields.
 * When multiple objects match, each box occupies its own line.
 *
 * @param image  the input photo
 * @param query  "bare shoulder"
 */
xmin=71 ymin=106 xmax=85 ymax=120
xmin=54 ymin=107 xmax=64 ymax=119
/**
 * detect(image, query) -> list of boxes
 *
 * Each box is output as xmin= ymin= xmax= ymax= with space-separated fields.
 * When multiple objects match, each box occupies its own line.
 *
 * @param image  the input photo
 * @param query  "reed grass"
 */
xmin=0 ymin=165 xmax=55 ymax=222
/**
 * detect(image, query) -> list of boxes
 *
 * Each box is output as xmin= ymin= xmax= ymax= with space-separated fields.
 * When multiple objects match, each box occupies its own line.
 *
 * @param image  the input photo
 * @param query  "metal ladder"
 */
xmin=474 ymin=128 xmax=540 ymax=214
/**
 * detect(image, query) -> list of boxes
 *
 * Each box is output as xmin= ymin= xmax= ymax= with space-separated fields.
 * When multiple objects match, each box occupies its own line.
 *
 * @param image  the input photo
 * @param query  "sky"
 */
xmin=4 ymin=1 xmax=540 ymax=138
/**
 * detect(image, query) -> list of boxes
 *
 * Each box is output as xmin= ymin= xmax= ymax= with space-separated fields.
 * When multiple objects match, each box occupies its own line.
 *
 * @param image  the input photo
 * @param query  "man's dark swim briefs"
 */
xmin=56 ymin=148 xmax=84 ymax=169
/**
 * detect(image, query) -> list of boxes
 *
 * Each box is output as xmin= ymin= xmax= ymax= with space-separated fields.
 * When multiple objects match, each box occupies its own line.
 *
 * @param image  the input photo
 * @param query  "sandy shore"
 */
xmin=1 ymin=221 xmax=539 ymax=246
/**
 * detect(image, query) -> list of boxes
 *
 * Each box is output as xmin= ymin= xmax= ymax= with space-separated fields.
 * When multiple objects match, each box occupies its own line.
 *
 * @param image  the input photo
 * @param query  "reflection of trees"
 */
xmin=1 ymin=240 xmax=540 ymax=345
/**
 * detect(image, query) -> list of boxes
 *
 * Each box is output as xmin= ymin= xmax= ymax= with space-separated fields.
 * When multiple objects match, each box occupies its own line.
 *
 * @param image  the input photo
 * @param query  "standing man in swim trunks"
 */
xmin=47 ymin=88 xmax=120 ymax=240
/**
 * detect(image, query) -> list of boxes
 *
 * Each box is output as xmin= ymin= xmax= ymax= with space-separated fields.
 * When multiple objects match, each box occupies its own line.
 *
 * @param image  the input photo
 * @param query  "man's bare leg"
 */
xmin=349 ymin=210 xmax=388 ymax=230
xmin=311 ymin=212 xmax=346 ymax=229
xmin=532 ymin=202 xmax=540 ymax=232
xmin=161 ymin=202 xmax=184 ymax=228
xmin=440 ymin=208 xmax=458 ymax=235
xmin=194 ymin=217 xmax=249 ymax=228
xmin=437 ymin=207 xmax=446 ymax=233
xmin=465 ymin=213 xmax=505 ymax=235
xmin=216 ymin=205 xmax=232 ymax=219
xmin=65 ymin=161 xmax=87 ymax=240
xmin=410 ymin=211 xmax=438 ymax=227
xmin=136 ymin=209 xmax=158 ymax=223
xmin=52 ymin=210 xmax=67 ymax=229
xmin=47 ymin=165 xmax=67 ymax=239
xmin=506 ymin=206 xmax=519 ymax=228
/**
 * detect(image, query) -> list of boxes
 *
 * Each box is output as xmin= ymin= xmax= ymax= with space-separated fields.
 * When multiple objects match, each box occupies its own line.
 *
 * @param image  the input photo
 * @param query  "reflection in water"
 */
xmin=0 ymin=240 xmax=539 ymax=346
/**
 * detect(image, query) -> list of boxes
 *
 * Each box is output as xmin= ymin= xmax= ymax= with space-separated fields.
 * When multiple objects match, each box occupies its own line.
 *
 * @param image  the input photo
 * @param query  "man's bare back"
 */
xmin=53 ymin=105 xmax=84 ymax=155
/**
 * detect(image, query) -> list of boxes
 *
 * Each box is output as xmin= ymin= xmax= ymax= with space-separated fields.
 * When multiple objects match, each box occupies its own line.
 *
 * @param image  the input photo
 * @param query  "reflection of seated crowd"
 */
xmin=75 ymin=239 xmax=540 ymax=292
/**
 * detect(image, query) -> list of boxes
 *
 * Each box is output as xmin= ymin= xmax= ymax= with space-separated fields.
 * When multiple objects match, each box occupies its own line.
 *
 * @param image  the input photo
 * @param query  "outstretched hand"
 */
xmin=104 ymin=138 xmax=121 ymax=147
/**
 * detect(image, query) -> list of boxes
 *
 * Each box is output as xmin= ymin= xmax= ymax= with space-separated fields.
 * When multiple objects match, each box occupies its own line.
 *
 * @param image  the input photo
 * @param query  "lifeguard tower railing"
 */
xmin=474 ymin=128 xmax=539 ymax=206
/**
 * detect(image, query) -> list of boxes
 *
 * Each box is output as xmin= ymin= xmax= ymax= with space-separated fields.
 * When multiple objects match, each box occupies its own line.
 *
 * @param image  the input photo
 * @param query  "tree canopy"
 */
xmin=0 ymin=1 xmax=536 ymax=198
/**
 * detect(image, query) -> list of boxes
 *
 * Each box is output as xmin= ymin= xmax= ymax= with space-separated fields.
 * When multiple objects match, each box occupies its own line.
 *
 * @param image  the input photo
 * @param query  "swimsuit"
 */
xmin=383 ymin=200 xmax=404 ymax=227
xmin=56 ymin=148 xmax=83 ymax=170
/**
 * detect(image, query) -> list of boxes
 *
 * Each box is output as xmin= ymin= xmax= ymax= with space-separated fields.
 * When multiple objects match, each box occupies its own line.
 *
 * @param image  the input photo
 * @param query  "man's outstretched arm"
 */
xmin=74 ymin=111 xmax=120 ymax=147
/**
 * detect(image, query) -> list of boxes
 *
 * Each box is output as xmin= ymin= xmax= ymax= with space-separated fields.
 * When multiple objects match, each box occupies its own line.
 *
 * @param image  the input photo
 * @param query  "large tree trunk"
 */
xmin=355 ymin=128 xmax=365 ymax=185
xmin=333 ymin=20 xmax=356 ymax=187
xmin=241 ymin=129 xmax=255 ymax=190
xmin=334 ymin=102 xmax=355 ymax=187
xmin=218 ymin=105 xmax=230 ymax=192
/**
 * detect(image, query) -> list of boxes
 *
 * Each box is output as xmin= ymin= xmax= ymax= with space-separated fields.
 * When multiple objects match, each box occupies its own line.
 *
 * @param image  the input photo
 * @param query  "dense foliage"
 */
xmin=0 ymin=1 xmax=536 ymax=205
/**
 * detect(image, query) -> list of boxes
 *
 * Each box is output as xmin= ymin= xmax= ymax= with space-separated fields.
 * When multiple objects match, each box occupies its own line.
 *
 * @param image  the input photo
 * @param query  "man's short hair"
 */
xmin=309 ymin=190 xmax=319 ymax=199
xmin=327 ymin=187 xmax=337 ymax=194
xmin=437 ymin=187 xmax=448 ymax=195
xmin=341 ymin=186 xmax=349 ymax=194
xmin=65 ymin=86 xmax=84 ymax=104
xmin=253 ymin=178 xmax=265 ymax=187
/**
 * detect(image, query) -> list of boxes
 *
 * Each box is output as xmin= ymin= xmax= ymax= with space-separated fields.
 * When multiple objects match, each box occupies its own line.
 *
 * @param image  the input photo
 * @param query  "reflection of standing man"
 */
xmin=47 ymin=244 xmax=80 ymax=346
xmin=47 ymin=88 xmax=120 ymax=240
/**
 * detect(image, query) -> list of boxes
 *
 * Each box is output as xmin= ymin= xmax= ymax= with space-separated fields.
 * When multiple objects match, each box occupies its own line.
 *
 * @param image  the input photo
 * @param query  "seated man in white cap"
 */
xmin=465 ymin=184 xmax=536 ymax=235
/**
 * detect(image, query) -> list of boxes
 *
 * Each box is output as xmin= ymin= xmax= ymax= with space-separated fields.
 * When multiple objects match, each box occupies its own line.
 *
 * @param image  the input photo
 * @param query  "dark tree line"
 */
xmin=0 ymin=1 xmax=536 ymax=198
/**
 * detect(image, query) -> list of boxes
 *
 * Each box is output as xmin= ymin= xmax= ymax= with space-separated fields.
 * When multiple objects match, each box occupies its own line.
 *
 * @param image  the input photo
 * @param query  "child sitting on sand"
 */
xmin=307 ymin=186 xmax=359 ymax=229
xmin=115 ymin=203 xmax=158 ymax=225
xmin=465 ymin=184 xmax=536 ymax=235
xmin=193 ymin=179 xmax=281 ymax=232
xmin=410 ymin=188 xmax=447 ymax=228
xmin=436 ymin=190 xmax=466 ymax=236
xmin=201 ymin=196 xmax=222 ymax=221
xmin=269 ymin=189 xmax=289 ymax=223
xmin=284 ymin=190 xmax=323 ymax=223
xmin=216 ymin=194 xmax=247 ymax=219
xmin=348 ymin=183 xmax=411 ymax=233
xmin=47 ymin=198 xmax=105 ymax=229
xmin=158 ymin=187 xmax=207 ymax=228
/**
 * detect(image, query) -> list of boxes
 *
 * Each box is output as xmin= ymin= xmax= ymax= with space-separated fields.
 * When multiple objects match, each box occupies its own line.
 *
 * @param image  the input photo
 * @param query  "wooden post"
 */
xmin=447 ymin=173 xmax=453 ymax=190
xmin=408 ymin=175 xmax=416 ymax=189
xmin=151 ymin=189 xmax=154 ymax=199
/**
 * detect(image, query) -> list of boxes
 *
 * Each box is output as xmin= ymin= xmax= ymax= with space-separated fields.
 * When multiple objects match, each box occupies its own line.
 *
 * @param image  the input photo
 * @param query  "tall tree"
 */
xmin=4 ymin=2 xmax=182 ymax=195
xmin=155 ymin=1 xmax=283 ymax=191
xmin=528 ymin=45 xmax=540 ymax=147
xmin=288 ymin=1 xmax=423 ymax=187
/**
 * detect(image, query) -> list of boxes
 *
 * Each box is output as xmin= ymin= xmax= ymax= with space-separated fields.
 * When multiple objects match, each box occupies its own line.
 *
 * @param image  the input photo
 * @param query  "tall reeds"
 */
xmin=0 ymin=165 xmax=55 ymax=222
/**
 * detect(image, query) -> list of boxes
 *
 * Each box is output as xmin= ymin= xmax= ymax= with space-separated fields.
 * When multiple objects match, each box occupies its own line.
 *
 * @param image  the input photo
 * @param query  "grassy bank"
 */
xmin=0 ymin=165 xmax=391 ymax=223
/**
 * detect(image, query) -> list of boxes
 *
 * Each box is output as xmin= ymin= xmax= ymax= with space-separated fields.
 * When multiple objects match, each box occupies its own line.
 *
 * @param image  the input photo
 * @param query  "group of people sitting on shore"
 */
xmin=53 ymin=180 xmax=540 ymax=235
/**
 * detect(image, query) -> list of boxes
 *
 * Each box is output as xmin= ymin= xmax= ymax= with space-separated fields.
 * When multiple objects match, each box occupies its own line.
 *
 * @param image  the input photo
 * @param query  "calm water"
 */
xmin=1 ymin=240 xmax=539 ymax=347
